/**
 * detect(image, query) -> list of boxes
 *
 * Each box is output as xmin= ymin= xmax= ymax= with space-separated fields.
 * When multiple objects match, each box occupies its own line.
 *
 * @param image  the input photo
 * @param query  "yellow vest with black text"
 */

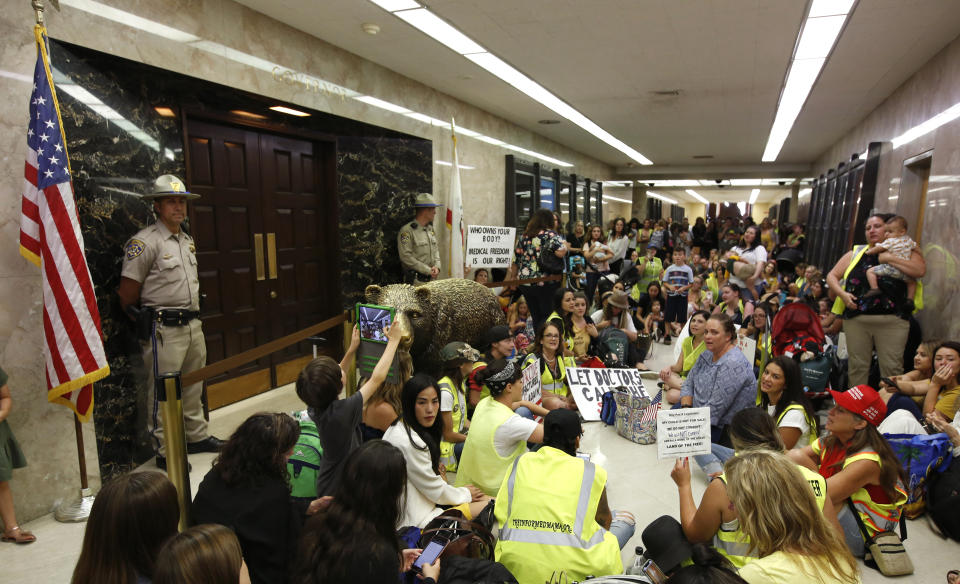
xmin=454 ymin=397 xmax=526 ymax=496
xmin=523 ymin=352 xmax=568 ymax=397
xmin=714 ymin=464 xmax=827 ymax=568
xmin=438 ymin=375 xmax=466 ymax=472
xmin=494 ymin=447 xmax=622 ymax=583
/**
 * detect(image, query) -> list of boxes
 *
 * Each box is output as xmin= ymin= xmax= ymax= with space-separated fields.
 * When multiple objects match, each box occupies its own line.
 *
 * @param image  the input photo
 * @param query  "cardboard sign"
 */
xmin=736 ymin=334 xmax=756 ymax=363
xmin=656 ymin=407 xmax=711 ymax=459
xmin=521 ymin=357 xmax=542 ymax=417
xmin=567 ymin=367 xmax=650 ymax=422
xmin=466 ymin=225 xmax=516 ymax=268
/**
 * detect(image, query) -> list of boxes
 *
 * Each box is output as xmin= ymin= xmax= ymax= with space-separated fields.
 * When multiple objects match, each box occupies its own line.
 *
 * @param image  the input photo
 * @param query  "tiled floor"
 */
xmin=2 ymin=341 xmax=957 ymax=583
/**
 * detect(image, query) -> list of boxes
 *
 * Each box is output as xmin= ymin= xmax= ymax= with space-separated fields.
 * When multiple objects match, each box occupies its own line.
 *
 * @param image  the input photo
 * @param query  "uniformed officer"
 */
xmin=117 ymin=175 xmax=222 ymax=469
xmin=397 ymin=193 xmax=442 ymax=284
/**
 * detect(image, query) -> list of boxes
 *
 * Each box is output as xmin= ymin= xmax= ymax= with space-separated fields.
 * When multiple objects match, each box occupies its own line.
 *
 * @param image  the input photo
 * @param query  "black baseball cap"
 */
xmin=486 ymin=325 xmax=511 ymax=345
xmin=642 ymin=515 xmax=693 ymax=574
xmin=543 ymin=409 xmax=582 ymax=443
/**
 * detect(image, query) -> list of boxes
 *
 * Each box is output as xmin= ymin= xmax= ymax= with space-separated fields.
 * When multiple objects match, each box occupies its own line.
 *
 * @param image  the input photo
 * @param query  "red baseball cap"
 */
xmin=829 ymin=385 xmax=887 ymax=426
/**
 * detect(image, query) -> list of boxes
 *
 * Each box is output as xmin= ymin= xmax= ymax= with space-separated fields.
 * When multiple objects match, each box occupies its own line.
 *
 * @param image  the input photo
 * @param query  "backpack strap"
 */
xmin=831 ymin=245 xmax=869 ymax=315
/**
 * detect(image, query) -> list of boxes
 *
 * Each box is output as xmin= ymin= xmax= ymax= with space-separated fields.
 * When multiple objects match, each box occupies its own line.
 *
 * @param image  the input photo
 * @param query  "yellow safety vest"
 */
xmin=831 ymin=245 xmax=869 ymax=315
xmin=714 ymin=464 xmax=827 ymax=568
xmin=776 ymin=403 xmax=818 ymax=447
xmin=438 ymin=375 xmax=466 ymax=472
xmin=494 ymin=447 xmax=622 ymax=583
xmin=455 ymin=397 xmax=527 ymax=496
xmin=523 ymin=352 xmax=568 ymax=397
xmin=812 ymin=440 xmax=908 ymax=537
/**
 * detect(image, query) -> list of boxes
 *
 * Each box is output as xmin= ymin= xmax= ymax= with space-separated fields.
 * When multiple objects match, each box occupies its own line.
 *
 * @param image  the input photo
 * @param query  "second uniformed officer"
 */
xmin=117 ymin=175 xmax=222 ymax=469
xmin=398 ymin=193 xmax=443 ymax=284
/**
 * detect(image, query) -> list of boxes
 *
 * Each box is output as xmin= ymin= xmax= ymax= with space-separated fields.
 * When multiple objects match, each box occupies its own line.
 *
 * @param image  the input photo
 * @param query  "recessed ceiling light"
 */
xmin=685 ymin=189 xmax=709 ymax=204
xmin=269 ymin=105 xmax=310 ymax=117
xmin=361 ymin=23 xmax=381 ymax=35
xmin=154 ymin=106 xmax=176 ymax=117
xmin=230 ymin=110 xmax=267 ymax=120
xmin=538 ymin=119 xmax=561 ymax=125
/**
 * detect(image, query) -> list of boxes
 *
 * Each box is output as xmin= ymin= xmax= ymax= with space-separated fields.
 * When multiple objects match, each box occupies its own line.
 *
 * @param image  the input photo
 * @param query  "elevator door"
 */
xmin=185 ymin=119 xmax=338 ymax=408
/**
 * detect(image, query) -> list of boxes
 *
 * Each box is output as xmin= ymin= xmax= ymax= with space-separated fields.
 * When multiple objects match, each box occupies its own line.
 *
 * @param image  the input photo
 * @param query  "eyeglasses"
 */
xmin=543 ymin=333 xmax=561 ymax=339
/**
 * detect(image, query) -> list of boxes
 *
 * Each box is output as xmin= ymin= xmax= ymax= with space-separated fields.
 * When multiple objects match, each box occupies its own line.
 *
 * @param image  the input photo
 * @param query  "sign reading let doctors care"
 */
xmin=466 ymin=225 xmax=516 ymax=268
xmin=567 ymin=367 xmax=651 ymax=422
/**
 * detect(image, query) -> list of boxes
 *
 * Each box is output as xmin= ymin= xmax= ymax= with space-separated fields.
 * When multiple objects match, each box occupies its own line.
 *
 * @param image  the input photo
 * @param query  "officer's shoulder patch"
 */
xmin=124 ymin=238 xmax=146 ymax=260
xmin=399 ymin=231 xmax=411 ymax=244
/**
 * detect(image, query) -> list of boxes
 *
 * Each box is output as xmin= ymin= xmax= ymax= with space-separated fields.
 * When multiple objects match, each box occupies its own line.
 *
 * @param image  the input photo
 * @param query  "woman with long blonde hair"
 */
xmin=725 ymin=450 xmax=859 ymax=584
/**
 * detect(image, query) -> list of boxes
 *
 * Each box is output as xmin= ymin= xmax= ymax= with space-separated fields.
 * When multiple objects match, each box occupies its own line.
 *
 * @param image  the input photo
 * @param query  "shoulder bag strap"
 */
xmin=846 ymin=499 xmax=872 ymax=541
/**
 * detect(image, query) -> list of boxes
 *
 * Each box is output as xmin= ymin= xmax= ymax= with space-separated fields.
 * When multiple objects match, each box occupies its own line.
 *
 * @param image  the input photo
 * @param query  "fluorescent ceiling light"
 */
xmin=749 ymin=189 xmax=760 ymax=205
xmin=762 ymin=58 xmax=825 ymax=161
xmin=890 ymin=102 xmax=960 ymax=149
xmin=794 ymin=15 xmax=847 ymax=60
xmin=393 ymin=8 xmax=485 ymax=55
xmin=355 ymin=95 xmax=412 ymax=114
xmin=799 ymin=188 xmax=812 ymax=198
xmin=369 ymin=0 xmax=420 ymax=11
xmin=762 ymin=1 xmax=853 ymax=162
xmin=808 ymin=0 xmax=856 ymax=18
xmin=654 ymin=180 xmax=701 ymax=187
xmin=685 ymin=189 xmax=709 ymax=204
xmin=647 ymin=191 xmax=678 ymax=205
xmin=604 ymin=195 xmax=632 ymax=204
xmin=270 ymin=106 xmax=310 ymax=117
xmin=698 ymin=179 xmax=721 ymax=187
xmin=761 ymin=178 xmax=795 ymax=185
xmin=729 ymin=179 xmax=762 ymax=186
xmin=737 ymin=202 xmax=748 ymax=215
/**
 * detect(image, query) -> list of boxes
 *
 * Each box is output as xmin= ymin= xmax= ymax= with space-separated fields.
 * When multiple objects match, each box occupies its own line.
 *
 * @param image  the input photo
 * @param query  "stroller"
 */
xmin=769 ymin=302 xmax=834 ymax=398
xmin=567 ymin=255 xmax=587 ymax=291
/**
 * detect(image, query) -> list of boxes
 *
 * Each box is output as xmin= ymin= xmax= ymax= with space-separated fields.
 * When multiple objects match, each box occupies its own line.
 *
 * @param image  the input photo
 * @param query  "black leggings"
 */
xmin=520 ymin=282 xmax=559 ymax=334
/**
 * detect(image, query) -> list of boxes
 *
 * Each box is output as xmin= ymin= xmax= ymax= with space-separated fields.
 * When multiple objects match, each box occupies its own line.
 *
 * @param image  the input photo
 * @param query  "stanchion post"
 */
xmin=156 ymin=371 xmax=191 ymax=531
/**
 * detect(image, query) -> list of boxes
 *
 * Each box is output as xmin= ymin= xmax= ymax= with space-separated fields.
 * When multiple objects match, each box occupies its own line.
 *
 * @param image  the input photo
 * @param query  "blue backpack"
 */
xmin=600 ymin=391 xmax=617 ymax=425
xmin=287 ymin=413 xmax=323 ymax=502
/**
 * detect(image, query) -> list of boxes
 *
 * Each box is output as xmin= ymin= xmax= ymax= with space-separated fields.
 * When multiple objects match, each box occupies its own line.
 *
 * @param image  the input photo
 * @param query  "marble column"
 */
xmin=632 ymin=183 xmax=647 ymax=221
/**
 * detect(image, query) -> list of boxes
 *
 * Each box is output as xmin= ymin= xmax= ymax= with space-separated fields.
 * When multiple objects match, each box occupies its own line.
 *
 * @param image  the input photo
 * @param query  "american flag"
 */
xmin=19 ymin=26 xmax=109 ymax=421
xmin=640 ymin=390 xmax=662 ymax=424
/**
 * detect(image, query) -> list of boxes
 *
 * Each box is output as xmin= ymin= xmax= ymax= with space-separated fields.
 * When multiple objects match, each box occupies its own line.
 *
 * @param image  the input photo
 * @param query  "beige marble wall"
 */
xmin=0 ymin=0 xmax=615 ymax=520
xmin=812 ymin=34 xmax=960 ymax=342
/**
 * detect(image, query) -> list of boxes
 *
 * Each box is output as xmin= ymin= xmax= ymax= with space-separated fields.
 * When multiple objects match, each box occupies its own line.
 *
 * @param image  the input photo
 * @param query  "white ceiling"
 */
xmin=235 ymin=0 xmax=960 ymax=175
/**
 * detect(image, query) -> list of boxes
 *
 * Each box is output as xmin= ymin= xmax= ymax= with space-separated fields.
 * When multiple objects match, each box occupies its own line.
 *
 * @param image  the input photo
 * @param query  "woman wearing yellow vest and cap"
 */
xmin=672 ymin=408 xmax=839 ymax=569
xmin=522 ymin=321 xmax=576 ymax=411
xmin=455 ymin=359 xmax=543 ymax=496
xmin=495 ymin=410 xmax=634 ymax=583
xmin=727 ymin=451 xmax=859 ymax=584
xmin=791 ymin=385 xmax=907 ymax=557
xmin=436 ymin=342 xmax=480 ymax=473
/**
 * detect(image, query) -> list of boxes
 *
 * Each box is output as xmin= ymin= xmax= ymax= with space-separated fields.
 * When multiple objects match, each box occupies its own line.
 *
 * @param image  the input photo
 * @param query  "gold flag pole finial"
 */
xmin=31 ymin=0 xmax=59 ymax=26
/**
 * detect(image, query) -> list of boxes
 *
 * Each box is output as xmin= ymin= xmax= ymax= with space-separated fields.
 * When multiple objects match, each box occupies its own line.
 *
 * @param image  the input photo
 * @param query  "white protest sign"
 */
xmin=567 ymin=367 xmax=651 ymax=422
xmin=736 ymin=334 xmax=756 ymax=364
xmin=521 ymin=358 xmax=542 ymax=420
xmin=656 ymin=407 xmax=711 ymax=459
xmin=466 ymin=225 xmax=516 ymax=268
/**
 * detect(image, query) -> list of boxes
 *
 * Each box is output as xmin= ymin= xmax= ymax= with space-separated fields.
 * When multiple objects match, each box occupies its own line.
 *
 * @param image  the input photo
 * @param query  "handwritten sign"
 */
xmin=656 ymin=407 xmax=711 ymax=459
xmin=466 ymin=225 xmax=516 ymax=268
xmin=567 ymin=367 xmax=650 ymax=422
xmin=521 ymin=358 xmax=542 ymax=420
xmin=736 ymin=334 xmax=756 ymax=363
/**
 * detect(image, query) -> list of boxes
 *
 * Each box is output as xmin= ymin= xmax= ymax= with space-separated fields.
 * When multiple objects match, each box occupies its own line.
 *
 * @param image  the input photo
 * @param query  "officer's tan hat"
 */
xmin=413 ymin=193 xmax=442 ymax=207
xmin=141 ymin=174 xmax=199 ymax=201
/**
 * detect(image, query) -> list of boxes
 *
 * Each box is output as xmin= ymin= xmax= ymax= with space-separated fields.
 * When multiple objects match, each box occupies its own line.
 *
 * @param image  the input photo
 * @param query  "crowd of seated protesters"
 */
xmin=68 ymin=213 xmax=960 ymax=584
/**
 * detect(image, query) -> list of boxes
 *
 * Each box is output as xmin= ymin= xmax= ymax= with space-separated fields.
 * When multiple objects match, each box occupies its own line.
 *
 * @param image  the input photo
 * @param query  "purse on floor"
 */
xmin=846 ymin=501 xmax=914 ymax=576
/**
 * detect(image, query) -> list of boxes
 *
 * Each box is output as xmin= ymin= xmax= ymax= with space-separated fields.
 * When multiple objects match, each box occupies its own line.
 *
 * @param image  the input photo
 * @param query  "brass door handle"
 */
xmin=267 ymin=233 xmax=278 ymax=280
xmin=270 ymin=290 xmax=278 ymax=299
xmin=254 ymin=233 xmax=265 ymax=281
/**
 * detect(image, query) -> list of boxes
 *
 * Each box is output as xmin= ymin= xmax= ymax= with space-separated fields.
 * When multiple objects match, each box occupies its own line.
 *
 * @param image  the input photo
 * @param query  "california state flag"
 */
xmin=446 ymin=119 xmax=465 ymax=278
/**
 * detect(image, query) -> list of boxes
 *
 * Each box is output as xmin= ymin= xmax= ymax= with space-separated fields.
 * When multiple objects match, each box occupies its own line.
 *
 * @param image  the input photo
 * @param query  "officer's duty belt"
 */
xmin=154 ymin=309 xmax=201 ymax=326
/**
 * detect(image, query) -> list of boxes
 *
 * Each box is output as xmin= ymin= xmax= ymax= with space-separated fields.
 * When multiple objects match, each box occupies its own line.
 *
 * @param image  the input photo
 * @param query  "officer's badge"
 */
xmin=400 ymin=231 xmax=411 ymax=244
xmin=189 ymin=243 xmax=196 ymax=254
xmin=170 ymin=180 xmax=185 ymax=193
xmin=125 ymin=239 xmax=145 ymax=260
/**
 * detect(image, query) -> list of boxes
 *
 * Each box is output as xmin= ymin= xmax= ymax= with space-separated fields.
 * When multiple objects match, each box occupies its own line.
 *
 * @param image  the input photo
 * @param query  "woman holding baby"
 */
xmin=827 ymin=213 xmax=926 ymax=387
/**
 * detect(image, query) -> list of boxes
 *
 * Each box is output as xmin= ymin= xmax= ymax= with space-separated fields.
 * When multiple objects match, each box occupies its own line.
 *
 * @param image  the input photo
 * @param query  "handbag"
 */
xmin=613 ymin=389 xmax=661 ymax=445
xmin=846 ymin=501 xmax=913 ymax=576
xmin=539 ymin=235 xmax=566 ymax=275
xmin=419 ymin=512 xmax=495 ymax=562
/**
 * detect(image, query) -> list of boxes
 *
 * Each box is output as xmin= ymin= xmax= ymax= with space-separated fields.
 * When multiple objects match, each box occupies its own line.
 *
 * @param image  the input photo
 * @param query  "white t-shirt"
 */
xmin=729 ymin=245 xmax=768 ymax=289
xmin=591 ymin=309 xmax=637 ymax=334
xmin=494 ymin=414 xmax=539 ymax=457
xmin=768 ymin=404 xmax=811 ymax=450
xmin=440 ymin=390 xmax=454 ymax=412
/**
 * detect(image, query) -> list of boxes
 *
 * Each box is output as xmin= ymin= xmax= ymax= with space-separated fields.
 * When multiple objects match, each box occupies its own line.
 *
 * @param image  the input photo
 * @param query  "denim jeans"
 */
xmin=837 ymin=504 xmax=866 ymax=557
xmin=515 ymin=406 xmax=534 ymax=420
xmin=609 ymin=510 xmax=636 ymax=549
xmin=693 ymin=443 xmax=735 ymax=476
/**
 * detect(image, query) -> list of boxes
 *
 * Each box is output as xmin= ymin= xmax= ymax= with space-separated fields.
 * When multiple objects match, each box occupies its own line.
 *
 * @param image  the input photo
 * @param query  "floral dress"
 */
xmin=514 ymin=229 xmax=564 ymax=285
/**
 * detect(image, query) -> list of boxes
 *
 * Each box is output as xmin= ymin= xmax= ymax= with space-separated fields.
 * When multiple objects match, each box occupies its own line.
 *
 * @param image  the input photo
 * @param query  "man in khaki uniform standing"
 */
xmin=117 ymin=175 xmax=222 ymax=469
xmin=398 ymin=193 xmax=443 ymax=284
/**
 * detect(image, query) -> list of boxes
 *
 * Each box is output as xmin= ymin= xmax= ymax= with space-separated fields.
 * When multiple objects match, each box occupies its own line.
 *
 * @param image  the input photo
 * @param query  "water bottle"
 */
xmin=625 ymin=545 xmax=646 ymax=575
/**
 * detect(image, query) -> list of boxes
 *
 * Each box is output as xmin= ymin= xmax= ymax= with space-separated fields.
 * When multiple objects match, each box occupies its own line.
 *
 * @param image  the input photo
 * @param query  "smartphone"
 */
xmin=413 ymin=540 xmax=446 ymax=570
xmin=642 ymin=558 xmax=667 ymax=584
xmin=880 ymin=377 xmax=900 ymax=391
xmin=356 ymin=303 xmax=395 ymax=343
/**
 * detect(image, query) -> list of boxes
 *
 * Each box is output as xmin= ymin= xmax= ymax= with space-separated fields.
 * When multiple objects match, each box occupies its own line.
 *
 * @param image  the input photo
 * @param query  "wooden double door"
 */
xmin=185 ymin=119 xmax=339 ymax=409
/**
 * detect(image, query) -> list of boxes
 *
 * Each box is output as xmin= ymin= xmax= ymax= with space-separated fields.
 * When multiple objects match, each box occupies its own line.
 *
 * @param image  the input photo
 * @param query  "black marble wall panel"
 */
xmin=49 ymin=40 xmax=431 ymax=478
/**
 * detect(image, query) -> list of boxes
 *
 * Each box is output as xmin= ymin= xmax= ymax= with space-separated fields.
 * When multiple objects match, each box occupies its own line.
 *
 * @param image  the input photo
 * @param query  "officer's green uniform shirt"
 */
xmin=122 ymin=222 xmax=200 ymax=311
xmin=398 ymin=220 xmax=440 ymax=278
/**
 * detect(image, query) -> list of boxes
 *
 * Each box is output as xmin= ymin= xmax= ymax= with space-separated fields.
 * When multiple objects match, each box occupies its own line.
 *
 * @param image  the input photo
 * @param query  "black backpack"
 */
xmin=538 ymin=233 xmax=565 ymax=274
xmin=928 ymin=457 xmax=960 ymax=541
